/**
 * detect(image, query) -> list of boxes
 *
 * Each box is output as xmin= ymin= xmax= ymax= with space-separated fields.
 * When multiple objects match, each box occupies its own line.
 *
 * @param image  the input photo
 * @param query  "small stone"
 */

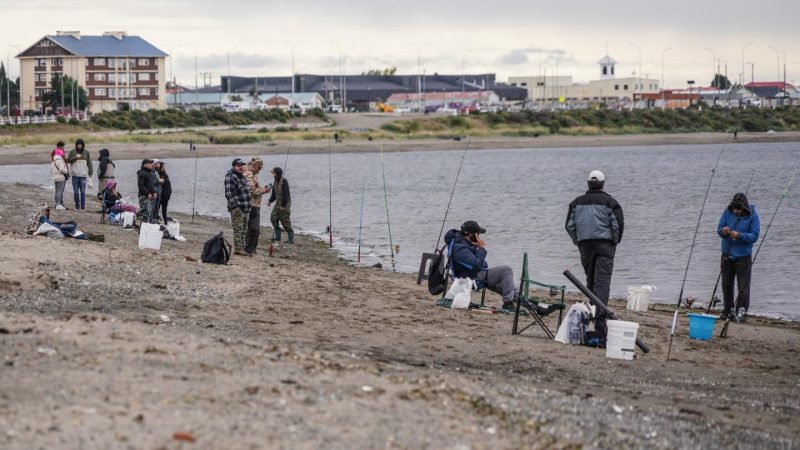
xmin=159 ymin=315 xmax=170 ymax=323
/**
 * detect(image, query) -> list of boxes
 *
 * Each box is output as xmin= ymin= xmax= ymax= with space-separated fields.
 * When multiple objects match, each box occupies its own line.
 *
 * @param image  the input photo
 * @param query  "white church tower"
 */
xmin=598 ymin=55 xmax=616 ymax=80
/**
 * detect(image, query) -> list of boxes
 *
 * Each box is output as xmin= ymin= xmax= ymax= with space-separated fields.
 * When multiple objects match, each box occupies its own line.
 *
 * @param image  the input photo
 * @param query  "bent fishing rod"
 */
xmin=380 ymin=145 xmax=397 ymax=270
xmin=667 ymin=142 xmax=727 ymax=362
xmin=282 ymin=139 xmax=294 ymax=175
xmin=434 ymin=137 xmax=471 ymax=251
xmin=705 ymin=169 xmax=756 ymax=314
xmin=719 ymin=166 xmax=797 ymax=338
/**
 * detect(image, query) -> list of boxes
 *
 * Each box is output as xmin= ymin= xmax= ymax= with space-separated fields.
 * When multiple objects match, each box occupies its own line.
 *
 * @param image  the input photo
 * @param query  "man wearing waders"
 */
xmin=268 ymin=167 xmax=294 ymax=243
xmin=717 ymin=193 xmax=760 ymax=322
xmin=224 ymin=158 xmax=252 ymax=256
xmin=566 ymin=170 xmax=624 ymax=342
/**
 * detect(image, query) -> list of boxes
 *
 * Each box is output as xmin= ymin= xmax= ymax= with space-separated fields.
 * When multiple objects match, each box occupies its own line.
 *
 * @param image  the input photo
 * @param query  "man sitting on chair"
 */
xmin=444 ymin=220 xmax=518 ymax=312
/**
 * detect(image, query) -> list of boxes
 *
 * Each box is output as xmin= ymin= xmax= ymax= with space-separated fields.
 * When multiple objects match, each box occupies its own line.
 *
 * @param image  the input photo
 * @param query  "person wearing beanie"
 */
xmin=137 ymin=159 xmax=157 ymax=223
xmin=224 ymin=158 xmax=252 ymax=255
xmin=565 ymin=170 xmax=624 ymax=342
xmin=50 ymin=145 xmax=70 ymax=209
xmin=66 ymin=138 xmax=93 ymax=210
xmin=242 ymin=157 xmax=271 ymax=254
xmin=717 ymin=192 xmax=760 ymax=322
xmin=267 ymin=166 xmax=294 ymax=243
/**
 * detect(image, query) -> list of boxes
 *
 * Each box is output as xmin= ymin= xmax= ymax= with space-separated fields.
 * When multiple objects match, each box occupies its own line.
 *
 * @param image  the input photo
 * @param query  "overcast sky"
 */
xmin=2 ymin=0 xmax=799 ymax=88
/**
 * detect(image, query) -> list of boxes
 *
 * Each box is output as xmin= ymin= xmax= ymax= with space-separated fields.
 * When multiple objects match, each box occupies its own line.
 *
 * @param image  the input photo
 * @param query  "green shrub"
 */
xmin=56 ymin=116 xmax=67 ymax=124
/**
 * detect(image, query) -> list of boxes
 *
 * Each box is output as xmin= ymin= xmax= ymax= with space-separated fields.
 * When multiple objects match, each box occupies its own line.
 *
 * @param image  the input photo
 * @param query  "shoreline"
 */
xmin=2 ymin=131 xmax=800 ymax=165
xmin=1 ymin=183 xmax=799 ymax=448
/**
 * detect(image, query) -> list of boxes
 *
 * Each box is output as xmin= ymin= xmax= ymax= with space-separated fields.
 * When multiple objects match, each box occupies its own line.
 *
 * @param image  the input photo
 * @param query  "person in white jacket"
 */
xmin=50 ymin=143 xmax=69 ymax=209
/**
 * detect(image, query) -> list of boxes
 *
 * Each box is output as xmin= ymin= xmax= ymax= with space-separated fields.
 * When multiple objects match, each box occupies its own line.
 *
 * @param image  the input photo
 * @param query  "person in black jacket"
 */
xmin=96 ymin=148 xmax=115 ymax=199
xmin=268 ymin=167 xmax=294 ymax=243
xmin=155 ymin=161 xmax=172 ymax=223
xmin=137 ymin=159 xmax=157 ymax=223
xmin=565 ymin=170 xmax=624 ymax=340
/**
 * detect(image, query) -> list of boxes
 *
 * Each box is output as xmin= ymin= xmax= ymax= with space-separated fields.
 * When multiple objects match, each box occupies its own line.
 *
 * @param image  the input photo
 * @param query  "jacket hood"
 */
xmin=728 ymin=192 xmax=752 ymax=216
xmin=444 ymin=228 xmax=467 ymax=246
xmin=99 ymin=148 xmax=110 ymax=158
xmin=75 ymin=138 xmax=85 ymax=149
xmin=272 ymin=167 xmax=283 ymax=178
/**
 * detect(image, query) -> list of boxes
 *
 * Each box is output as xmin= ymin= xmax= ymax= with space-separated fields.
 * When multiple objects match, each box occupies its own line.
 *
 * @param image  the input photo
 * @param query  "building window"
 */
xmin=520 ymin=82 xmax=527 ymax=87
xmin=624 ymin=84 xmax=628 ymax=90
xmin=94 ymin=88 xmax=106 ymax=96
xmin=108 ymin=59 xmax=116 ymax=69
xmin=94 ymin=73 xmax=106 ymax=81
xmin=50 ymin=58 xmax=63 ymax=66
xmin=139 ymin=58 xmax=150 ymax=66
xmin=603 ymin=67 xmax=608 ymax=75
xmin=138 ymin=73 xmax=150 ymax=81
xmin=139 ymin=88 xmax=150 ymax=96
xmin=94 ymin=58 xmax=105 ymax=66
xmin=614 ymin=85 xmax=619 ymax=91
xmin=35 ymin=88 xmax=45 ymax=97
xmin=37 ymin=58 xmax=47 ymax=67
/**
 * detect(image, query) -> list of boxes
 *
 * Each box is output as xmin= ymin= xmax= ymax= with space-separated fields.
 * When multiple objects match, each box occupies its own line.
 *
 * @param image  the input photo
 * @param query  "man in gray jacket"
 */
xmin=565 ymin=170 xmax=624 ymax=340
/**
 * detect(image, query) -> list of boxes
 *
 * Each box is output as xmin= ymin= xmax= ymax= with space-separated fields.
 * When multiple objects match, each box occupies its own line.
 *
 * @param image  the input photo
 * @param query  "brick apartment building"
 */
xmin=16 ymin=31 xmax=168 ymax=114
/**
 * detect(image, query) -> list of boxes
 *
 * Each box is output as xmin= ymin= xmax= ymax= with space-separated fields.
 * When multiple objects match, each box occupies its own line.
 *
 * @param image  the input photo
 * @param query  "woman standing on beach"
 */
xmin=50 ymin=144 xmax=69 ymax=210
xmin=156 ymin=161 xmax=172 ymax=223
xmin=97 ymin=148 xmax=115 ymax=197
xmin=66 ymin=138 xmax=93 ymax=210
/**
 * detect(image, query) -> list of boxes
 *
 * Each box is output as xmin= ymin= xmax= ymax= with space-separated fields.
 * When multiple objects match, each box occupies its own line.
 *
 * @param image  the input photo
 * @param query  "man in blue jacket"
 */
xmin=443 ymin=221 xmax=517 ymax=312
xmin=717 ymin=193 xmax=760 ymax=322
xmin=565 ymin=170 xmax=624 ymax=340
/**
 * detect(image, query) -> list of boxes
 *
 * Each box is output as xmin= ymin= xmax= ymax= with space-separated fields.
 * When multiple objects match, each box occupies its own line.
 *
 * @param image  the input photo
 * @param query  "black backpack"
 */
xmin=427 ymin=247 xmax=447 ymax=295
xmin=201 ymin=232 xmax=231 ymax=264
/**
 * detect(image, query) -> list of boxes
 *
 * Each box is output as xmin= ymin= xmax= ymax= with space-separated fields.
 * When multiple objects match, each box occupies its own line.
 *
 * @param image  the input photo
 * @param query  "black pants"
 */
xmin=245 ymin=207 xmax=261 ymax=253
xmin=721 ymin=254 xmax=752 ymax=314
xmin=579 ymin=241 xmax=616 ymax=338
xmin=160 ymin=197 xmax=170 ymax=223
xmin=152 ymin=194 xmax=162 ymax=221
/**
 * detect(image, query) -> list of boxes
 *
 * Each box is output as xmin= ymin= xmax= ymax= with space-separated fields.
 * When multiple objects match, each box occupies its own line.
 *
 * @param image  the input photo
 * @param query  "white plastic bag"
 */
xmin=138 ymin=222 xmax=162 ymax=250
xmin=166 ymin=220 xmax=180 ymax=239
xmin=121 ymin=212 xmax=135 ymax=228
xmin=450 ymin=278 xmax=476 ymax=310
xmin=87 ymin=178 xmax=94 ymax=190
xmin=555 ymin=303 xmax=592 ymax=344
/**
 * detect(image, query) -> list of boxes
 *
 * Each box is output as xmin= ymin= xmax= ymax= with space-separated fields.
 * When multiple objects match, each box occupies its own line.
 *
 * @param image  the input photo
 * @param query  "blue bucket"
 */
xmin=687 ymin=313 xmax=717 ymax=341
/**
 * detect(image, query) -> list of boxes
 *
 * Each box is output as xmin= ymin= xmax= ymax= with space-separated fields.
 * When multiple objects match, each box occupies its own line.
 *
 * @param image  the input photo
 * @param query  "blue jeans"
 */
xmin=71 ymin=176 xmax=87 ymax=209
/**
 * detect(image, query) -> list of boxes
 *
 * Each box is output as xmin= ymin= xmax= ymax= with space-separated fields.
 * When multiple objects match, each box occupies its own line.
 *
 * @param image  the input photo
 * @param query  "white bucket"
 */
xmin=626 ymin=286 xmax=652 ymax=312
xmin=138 ymin=223 xmax=162 ymax=250
xmin=605 ymin=320 xmax=639 ymax=360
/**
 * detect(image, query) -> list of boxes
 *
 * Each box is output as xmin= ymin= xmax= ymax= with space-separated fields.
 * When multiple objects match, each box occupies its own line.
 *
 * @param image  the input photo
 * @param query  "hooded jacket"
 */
xmin=137 ymin=163 xmax=156 ymax=197
xmin=50 ymin=151 xmax=69 ymax=181
xmin=443 ymin=229 xmax=488 ymax=279
xmin=66 ymin=139 xmax=93 ymax=177
xmin=242 ymin=162 xmax=270 ymax=207
xmin=97 ymin=149 xmax=115 ymax=180
xmin=717 ymin=193 xmax=760 ymax=258
xmin=268 ymin=167 xmax=291 ymax=208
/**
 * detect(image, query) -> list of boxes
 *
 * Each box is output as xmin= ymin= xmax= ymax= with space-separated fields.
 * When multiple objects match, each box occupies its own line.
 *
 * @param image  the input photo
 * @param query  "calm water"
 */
xmin=5 ymin=142 xmax=799 ymax=319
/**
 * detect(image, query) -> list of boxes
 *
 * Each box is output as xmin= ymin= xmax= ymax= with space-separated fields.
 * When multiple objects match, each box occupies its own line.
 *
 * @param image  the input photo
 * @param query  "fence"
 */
xmin=0 ymin=114 xmax=90 ymax=126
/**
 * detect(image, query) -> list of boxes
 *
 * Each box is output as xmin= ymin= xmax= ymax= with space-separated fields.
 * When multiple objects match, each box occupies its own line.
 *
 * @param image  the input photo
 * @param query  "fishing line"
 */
xmin=357 ymin=177 xmax=366 ymax=264
xmin=667 ymin=142 xmax=727 ymax=361
xmin=706 ymin=168 xmax=756 ymax=314
xmin=380 ymin=145 xmax=396 ymax=270
xmin=434 ymin=136 xmax=471 ymax=250
xmin=283 ymin=139 xmax=293 ymax=175
xmin=720 ymin=166 xmax=797 ymax=337
xmin=328 ymin=138 xmax=333 ymax=248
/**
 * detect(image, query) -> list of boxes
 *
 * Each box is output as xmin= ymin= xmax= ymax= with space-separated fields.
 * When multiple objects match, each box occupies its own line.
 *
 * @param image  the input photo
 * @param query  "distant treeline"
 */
xmin=382 ymin=106 xmax=800 ymax=136
xmin=90 ymin=107 xmax=327 ymax=131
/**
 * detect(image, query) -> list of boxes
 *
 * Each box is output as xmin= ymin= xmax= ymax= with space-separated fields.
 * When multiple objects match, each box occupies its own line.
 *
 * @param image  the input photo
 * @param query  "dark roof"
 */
xmin=46 ymin=34 xmax=168 ymax=57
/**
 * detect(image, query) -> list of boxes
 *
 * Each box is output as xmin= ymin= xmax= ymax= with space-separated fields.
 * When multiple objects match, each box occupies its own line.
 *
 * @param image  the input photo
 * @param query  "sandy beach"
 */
xmin=3 ymin=130 xmax=800 ymax=166
xmin=0 ymin=183 xmax=798 ymax=449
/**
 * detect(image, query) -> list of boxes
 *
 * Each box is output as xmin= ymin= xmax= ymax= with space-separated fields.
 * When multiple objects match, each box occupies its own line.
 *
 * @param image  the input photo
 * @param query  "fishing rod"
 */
xmin=434 ymin=136 xmax=471 ymax=250
xmin=706 ymin=169 xmax=756 ymax=314
xmin=190 ymin=141 xmax=198 ymax=223
xmin=667 ymin=142 xmax=727 ymax=362
xmin=357 ymin=177 xmax=366 ymax=264
xmin=380 ymin=145 xmax=396 ymax=270
xmin=328 ymin=138 xmax=333 ymax=248
xmin=282 ymin=139 xmax=293 ymax=175
xmin=720 ymin=166 xmax=797 ymax=337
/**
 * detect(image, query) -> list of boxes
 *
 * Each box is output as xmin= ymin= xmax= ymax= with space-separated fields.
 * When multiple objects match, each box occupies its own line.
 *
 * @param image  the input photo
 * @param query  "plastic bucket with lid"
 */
xmin=605 ymin=320 xmax=639 ymax=360
xmin=687 ymin=313 xmax=717 ymax=341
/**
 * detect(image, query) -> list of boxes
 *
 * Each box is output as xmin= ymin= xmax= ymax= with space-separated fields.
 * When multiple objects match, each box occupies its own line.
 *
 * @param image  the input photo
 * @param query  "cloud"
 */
xmin=498 ymin=48 xmax=571 ymax=66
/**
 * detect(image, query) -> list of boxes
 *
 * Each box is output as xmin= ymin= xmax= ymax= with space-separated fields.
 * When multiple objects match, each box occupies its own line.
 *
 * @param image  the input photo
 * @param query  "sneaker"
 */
xmin=55 ymin=204 xmax=66 ymax=210
xmin=735 ymin=308 xmax=747 ymax=323
xmin=500 ymin=302 xmax=515 ymax=312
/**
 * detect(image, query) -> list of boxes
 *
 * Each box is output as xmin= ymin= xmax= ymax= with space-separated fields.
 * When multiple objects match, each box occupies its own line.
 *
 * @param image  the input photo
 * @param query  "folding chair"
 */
xmin=438 ymin=240 xmax=488 ymax=308
xmin=512 ymin=253 xmax=566 ymax=339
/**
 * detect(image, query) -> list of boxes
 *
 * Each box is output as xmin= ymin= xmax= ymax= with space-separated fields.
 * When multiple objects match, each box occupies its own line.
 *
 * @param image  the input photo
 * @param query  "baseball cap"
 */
xmin=460 ymin=220 xmax=486 ymax=235
xmin=588 ymin=170 xmax=605 ymax=182
xmin=232 ymin=158 xmax=246 ymax=167
xmin=142 ymin=158 xmax=154 ymax=164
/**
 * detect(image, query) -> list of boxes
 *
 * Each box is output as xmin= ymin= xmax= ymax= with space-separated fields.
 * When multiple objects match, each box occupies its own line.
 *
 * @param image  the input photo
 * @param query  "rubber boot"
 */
xmin=272 ymin=228 xmax=281 ymax=242
xmin=287 ymin=231 xmax=295 ymax=244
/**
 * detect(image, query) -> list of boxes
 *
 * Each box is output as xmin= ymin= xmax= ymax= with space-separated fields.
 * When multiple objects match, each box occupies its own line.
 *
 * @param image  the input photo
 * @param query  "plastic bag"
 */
xmin=555 ymin=302 xmax=592 ymax=344
xmin=121 ymin=212 xmax=135 ymax=228
xmin=138 ymin=222 xmax=162 ymax=250
xmin=450 ymin=278 xmax=476 ymax=310
xmin=87 ymin=178 xmax=94 ymax=190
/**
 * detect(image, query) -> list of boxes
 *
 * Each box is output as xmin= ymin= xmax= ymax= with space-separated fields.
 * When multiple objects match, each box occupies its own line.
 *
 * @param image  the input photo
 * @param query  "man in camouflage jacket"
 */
xmin=242 ymin=157 xmax=271 ymax=254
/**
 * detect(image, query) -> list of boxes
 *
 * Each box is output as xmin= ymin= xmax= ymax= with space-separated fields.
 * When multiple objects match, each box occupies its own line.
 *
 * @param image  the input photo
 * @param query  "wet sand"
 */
xmin=0 ymin=183 xmax=798 ymax=449
xmin=3 ymin=131 xmax=800 ymax=166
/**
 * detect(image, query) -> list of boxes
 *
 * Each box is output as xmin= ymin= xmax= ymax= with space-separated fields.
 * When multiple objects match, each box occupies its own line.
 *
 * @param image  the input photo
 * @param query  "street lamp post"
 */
xmin=630 ymin=43 xmax=642 ymax=109
xmin=741 ymin=42 xmax=754 ymax=86
xmin=661 ymin=47 xmax=672 ymax=107
xmin=704 ymin=47 xmax=716 ymax=87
